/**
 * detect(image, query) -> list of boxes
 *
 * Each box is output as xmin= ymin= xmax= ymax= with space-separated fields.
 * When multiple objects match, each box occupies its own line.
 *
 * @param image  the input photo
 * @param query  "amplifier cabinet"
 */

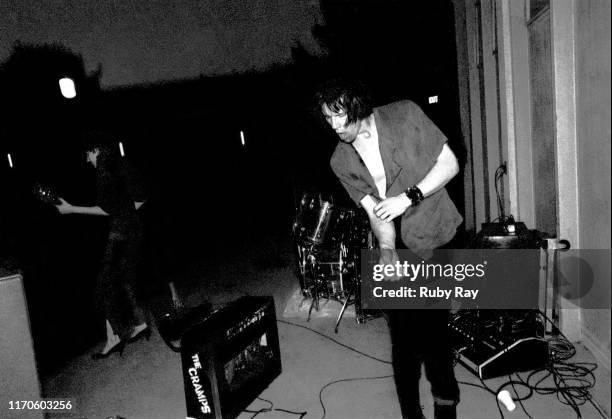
xmin=0 ymin=273 xmax=43 ymax=419
xmin=180 ymin=296 xmax=281 ymax=419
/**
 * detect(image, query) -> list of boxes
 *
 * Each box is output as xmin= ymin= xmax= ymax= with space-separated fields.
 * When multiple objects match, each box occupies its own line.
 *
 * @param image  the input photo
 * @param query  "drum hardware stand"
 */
xmin=305 ymin=246 xmax=346 ymax=322
xmin=306 ymin=247 xmax=321 ymax=320
xmin=304 ymin=243 xmax=367 ymax=333
xmin=336 ymin=290 xmax=383 ymax=333
xmin=333 ymin=244 xmax=377 ymax=333
xmin=334 ymin=244 xmax=356 ymax=333
xmin=334 ymin=286 xmax=362 ymax=333
xmin=295 ymin=242 xmax=317 ymax=312
xmin=334 ymin=240 xmax=383 ymax=332
xmin=295 ymin=242 xmax=329 ymax=319
xmin=300 ymin=244 xmax=354 ymax=325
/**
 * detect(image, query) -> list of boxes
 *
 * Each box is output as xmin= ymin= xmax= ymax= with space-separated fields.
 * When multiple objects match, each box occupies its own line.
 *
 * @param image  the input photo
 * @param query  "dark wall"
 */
xmin=0 ymin=0 xmax=324 ymax=87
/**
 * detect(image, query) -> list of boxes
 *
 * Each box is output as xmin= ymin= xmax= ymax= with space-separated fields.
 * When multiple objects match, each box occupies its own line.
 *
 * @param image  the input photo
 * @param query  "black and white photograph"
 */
xmin=1 ymin=1 xmax=610 ymax=418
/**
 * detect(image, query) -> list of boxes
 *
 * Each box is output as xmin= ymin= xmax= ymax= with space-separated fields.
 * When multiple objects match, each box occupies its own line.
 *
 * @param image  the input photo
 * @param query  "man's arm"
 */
xmin=412 ymin=143 xmax=459 ymax=197
xmin=361 ymin=195 xmax=402 ymax=271
xmin=55 ymin=198 xmax=145 ymax=216
xmin=55 ymin=198 xmax=109 ymax=216
xmin=361 ymin=195 xmax=396 ymax=249
xmin=373 ymin=143 xmax=459 ymax=223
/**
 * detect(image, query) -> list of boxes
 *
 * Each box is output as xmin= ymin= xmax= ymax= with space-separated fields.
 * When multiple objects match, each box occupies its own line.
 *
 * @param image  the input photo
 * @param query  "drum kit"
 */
xmin=292 ymin=192 xmax=375 ymax=332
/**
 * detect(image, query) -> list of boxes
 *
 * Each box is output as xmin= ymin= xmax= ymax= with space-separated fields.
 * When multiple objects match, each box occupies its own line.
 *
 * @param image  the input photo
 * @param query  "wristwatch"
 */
xmin=405 ymin=185 xmax=424 ymax=206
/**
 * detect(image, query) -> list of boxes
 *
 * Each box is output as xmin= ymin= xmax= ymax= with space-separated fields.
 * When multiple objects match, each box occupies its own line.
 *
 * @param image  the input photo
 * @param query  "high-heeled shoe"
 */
xmin=127 ymin=327 xmax=152 ymax=343
xmin=91 ymin=340 xmax=125 ymax=360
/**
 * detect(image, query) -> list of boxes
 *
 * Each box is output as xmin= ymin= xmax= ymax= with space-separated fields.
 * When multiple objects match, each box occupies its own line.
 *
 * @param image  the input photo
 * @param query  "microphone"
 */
xmin=497 ymin=390 xmax=516 ymax=412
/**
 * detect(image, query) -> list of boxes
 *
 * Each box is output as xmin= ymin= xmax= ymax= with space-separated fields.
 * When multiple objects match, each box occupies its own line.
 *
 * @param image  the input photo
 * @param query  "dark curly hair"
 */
xmin=314 ymin=78 xmax=373 ymax=125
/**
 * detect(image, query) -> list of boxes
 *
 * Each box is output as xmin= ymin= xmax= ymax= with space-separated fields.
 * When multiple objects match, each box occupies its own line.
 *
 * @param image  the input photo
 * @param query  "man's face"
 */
xmin=86 ymin=149 xmax=99 ymax=168
xmin=321 ymin=104 xmax=360 ymax=144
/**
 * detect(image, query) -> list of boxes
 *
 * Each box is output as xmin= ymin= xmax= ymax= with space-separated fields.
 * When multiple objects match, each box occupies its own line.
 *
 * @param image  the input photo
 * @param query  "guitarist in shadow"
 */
xmin=55 ymin=131 xmax=151 ymax=359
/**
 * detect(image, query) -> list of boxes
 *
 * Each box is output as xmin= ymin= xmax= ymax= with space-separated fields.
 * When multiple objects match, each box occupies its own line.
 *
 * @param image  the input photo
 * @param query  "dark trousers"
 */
xmin=389 ymin=220 xmax=461 ymax=418
xmin=387 ymin=309 xmax=459 ymax=418
xmin=96 ymin=236 xmax=145 ymax=339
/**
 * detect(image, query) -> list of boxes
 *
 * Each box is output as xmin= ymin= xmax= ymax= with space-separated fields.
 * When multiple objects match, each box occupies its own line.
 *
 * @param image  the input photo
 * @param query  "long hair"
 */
xmin=81 ymin=130 xmax=122 ymax=180
xmin=314 ymin=78 xmax=373 ymax=125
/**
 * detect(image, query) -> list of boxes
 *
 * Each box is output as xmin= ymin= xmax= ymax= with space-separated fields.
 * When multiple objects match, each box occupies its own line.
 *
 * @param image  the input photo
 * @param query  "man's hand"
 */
xmin=374 ymin=194 xmax=411 ymax=222
xmin=55 ymin=197 xmax=74 ymax=215
xmin=168 ymin=281 xmax=184 ymax=311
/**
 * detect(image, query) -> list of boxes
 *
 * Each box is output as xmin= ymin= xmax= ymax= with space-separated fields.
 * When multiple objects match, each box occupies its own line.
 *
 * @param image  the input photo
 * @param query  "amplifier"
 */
xmin=449 ymin=310 xmax=548 ymax=379
xmin=472 ymin=221 xmax=540 ymax=249
xmin=180 ymin=296 xmax=281 ymax=419
xmin=0 ymin=273 xmax=43 ymax=419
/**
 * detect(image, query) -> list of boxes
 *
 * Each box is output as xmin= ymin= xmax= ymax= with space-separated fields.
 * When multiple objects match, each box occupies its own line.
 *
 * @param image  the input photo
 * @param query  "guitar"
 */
xmin=32 ymin=182 xmax=61 ymax=205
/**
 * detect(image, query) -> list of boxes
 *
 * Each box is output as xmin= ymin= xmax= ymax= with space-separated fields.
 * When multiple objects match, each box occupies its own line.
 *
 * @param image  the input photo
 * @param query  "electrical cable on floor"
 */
xmin=457 ymin=376 xmax=527 ymax=419
xmin=242 ymin=396 xmax=307 ymax=419
xmin=277 ymin=319 xmax=392 ymax=364
xmin=242 ymin=319 xmax=392 ymax=419
xmin=585 ymin=394 xmax=610 ymax=419
xmin=509 ymin=374 xmax=534 ymax=419
xmin=523 ymin=360 xmax=598 ymax=418
xmin=453 ymin=310 xmax=603 ymax=419
xmin=478 ymin=376 xmax=506 ymax=419
xmin=278 ymin=313 xmax=604 ymax=418
xmin=318 ymin=375 xmax=393 ymax=419
xmin=278 ymin=319 xmax=395 ymax=418
xmin=457 ymin=377 xmax=529 ymax=419
xmin=456 ymin=358 xmax=601 ymax=419
xmin=538 ymin=310 xmax=576 ymax=361
xmin=537 ymin=311 xmax=601 ymax=417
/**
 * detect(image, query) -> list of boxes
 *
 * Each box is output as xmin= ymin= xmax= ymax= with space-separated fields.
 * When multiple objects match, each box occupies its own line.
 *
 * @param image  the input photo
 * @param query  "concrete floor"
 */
xmin=42 ymin=236 xmax=610 ymax=419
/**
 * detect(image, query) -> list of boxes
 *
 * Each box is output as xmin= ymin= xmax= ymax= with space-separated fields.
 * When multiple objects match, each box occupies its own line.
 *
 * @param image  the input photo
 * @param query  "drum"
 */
xmin=293 ymin=193 xmax=353 ymax=246
xmin=296 ymin=244 xmax=357 ymax=299
xmin=341 ymin=209 xmax=373 ymax=248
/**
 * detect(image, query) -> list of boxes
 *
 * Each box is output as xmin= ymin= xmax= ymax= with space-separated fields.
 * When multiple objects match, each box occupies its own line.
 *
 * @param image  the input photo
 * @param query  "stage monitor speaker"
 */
xmin=180 ymin=296 xmax=281 ymax=419
xmin=0 ymin=273 xmax=43 ymax=419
